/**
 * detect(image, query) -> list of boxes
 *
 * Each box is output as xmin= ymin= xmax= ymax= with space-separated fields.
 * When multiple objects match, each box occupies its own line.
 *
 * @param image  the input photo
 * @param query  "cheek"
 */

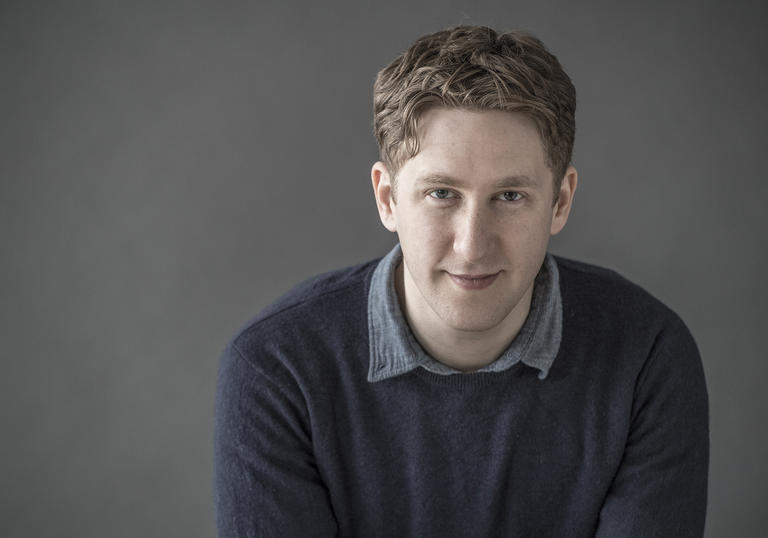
xmin=399 ymin=218 xmax=451 ymax=269
xmin=405 ymin=210 xmax=450 ymax=240
xmin=412 ymin=226 xmax=451 ymax=265
xmin=499 ymin=215 xmax=551 ymax=254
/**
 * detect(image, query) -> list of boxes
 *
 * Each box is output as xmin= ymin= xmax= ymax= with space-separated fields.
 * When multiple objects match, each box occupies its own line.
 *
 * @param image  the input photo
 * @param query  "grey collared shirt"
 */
xmin=367 ymin=244 xmax=562 ymax=382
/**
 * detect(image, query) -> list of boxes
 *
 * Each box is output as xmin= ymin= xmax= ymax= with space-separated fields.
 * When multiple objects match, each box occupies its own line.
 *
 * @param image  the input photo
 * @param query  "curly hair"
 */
xmin=373 ymin=25 xmax=576 ymax=197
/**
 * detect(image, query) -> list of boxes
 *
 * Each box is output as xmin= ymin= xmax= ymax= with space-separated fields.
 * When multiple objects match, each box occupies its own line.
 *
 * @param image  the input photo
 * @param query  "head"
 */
xmin=373 ymin=25 xmax=576 ymax=202
xmin=371 ymin=26 xmax=578 ymax=338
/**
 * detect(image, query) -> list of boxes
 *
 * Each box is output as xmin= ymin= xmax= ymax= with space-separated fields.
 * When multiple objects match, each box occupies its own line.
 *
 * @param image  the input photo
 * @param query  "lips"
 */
xmin=448 ymin=271 xmax=500 ymax=290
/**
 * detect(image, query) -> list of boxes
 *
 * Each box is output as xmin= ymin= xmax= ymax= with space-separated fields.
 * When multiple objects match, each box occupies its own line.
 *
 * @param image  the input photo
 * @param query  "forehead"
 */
xmin=403 ymin=107 xmax=548 ymax=182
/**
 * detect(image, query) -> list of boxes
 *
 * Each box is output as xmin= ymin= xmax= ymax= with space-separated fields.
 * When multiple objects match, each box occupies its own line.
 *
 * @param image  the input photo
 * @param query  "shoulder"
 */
xmin=552 ymin=255 xmax=705 ymax=408
xmin=251 ymin=258 xmax=379 ymax=324
xmin=223 ymin=256 xmax=380 ymax=373
xmin=554 ymin=255 xmax=678 ymax=325
xmin=553 ymin=255 xmax=699 ymax=369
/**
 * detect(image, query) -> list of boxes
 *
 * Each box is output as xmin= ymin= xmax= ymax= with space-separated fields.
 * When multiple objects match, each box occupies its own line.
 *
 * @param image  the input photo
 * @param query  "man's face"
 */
xmin=372 ymin=107 xmax=576 ymax=334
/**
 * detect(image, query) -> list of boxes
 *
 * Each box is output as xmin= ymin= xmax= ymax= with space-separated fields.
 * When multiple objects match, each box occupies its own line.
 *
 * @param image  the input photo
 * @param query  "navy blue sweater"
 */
xmin=214 ymin=256 xmax=709 ymax=537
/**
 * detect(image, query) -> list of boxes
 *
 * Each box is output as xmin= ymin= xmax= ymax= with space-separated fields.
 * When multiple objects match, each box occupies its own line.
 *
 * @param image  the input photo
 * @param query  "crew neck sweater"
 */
xmin=214 ymin=253 xmax=709 ymax=537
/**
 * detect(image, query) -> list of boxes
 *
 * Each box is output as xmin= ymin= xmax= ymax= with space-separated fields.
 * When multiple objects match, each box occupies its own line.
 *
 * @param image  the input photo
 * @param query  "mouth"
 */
xmin=447 ymin=271 xmax=500 ymax=290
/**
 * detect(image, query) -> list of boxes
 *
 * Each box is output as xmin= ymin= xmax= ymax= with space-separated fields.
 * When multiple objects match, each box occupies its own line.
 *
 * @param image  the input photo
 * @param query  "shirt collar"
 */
xmin=367 ymin=244 xmax=562 ymax=382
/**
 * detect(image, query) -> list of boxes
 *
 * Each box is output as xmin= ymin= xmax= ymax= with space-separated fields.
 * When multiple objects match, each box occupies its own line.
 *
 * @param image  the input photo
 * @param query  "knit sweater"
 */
xmin=213 ymin=254 xmax=709 ymax=537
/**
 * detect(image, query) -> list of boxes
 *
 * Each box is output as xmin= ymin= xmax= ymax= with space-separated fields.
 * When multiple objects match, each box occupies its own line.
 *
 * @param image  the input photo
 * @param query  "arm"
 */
xmin=595 ymin=318 xmax=709 ymax=537
xmin=213 ymin=342 xmax=338 ymax=537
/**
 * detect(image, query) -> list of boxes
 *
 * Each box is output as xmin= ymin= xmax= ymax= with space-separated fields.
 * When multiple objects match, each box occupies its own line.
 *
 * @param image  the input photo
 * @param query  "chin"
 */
xmin=441 ymin=308 xmax=510 ymax=333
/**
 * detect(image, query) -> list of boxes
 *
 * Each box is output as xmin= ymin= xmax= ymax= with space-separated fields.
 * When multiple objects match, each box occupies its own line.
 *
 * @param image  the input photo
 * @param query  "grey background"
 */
xmin=1 ymin=0 xmax=765 ymax=536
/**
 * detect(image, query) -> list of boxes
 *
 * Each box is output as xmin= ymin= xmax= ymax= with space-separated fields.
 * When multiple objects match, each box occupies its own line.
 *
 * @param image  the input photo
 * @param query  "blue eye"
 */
xmin=499 ymin=191 xmax=523 ymax=201
xmin=429 ymin=189 xmax=453 ymax=199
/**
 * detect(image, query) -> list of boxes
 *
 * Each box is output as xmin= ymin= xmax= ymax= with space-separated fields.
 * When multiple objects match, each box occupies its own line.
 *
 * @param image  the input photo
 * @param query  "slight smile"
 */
xmin=448 ymin=271 xmax=501 ymax=290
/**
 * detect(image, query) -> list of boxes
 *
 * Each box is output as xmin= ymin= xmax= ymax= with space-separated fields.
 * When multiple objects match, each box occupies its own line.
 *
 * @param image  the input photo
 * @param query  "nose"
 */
xmin=452 ymin=202 xmax=495 ymax=265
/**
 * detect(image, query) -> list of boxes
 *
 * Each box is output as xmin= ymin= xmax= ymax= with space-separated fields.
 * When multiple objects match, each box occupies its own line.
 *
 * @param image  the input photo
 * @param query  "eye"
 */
xmin=498 ymin=191 xmax=523 ymax=202
xmin=428 ymin=189 xmax=454 ymax=200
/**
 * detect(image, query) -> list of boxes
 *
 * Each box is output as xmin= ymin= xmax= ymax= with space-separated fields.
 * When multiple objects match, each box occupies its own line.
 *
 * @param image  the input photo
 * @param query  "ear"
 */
xmin=371 ymin=161 xmax=398 ymax=232
xmin=550 ymin=165 xmax=578 ymax=235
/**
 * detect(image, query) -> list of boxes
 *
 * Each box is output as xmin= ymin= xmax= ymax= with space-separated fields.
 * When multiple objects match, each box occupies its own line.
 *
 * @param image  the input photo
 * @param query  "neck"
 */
xmin=395 ymin=262 xmax=534 ymax=372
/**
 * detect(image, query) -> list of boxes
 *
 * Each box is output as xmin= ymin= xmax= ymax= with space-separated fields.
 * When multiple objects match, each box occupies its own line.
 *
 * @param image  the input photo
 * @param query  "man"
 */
xmin=214 ymin=25 xmax=709 ymax=537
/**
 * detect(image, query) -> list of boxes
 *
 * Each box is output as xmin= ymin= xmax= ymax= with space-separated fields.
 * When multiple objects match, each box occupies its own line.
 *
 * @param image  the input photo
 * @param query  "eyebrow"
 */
xmin=415 ymin=173 xmax=537 ymax=189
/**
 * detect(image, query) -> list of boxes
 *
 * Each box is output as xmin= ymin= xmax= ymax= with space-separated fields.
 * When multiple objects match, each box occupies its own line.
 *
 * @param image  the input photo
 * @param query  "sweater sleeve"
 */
xmin=213 ymin=341 xmax=338 ymax=537
xmin=595 ymin=317 xmax=709 ymax=537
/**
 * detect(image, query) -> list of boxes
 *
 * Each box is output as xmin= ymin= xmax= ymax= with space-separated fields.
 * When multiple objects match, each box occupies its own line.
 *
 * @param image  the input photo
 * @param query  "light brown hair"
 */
xmin=373 ymin=25 xmax=576 ymax=199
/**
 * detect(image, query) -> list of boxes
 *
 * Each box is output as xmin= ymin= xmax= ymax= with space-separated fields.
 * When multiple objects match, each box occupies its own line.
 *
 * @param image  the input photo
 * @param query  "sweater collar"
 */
xmin=367 ymin=244 xmax=562 ymax=382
